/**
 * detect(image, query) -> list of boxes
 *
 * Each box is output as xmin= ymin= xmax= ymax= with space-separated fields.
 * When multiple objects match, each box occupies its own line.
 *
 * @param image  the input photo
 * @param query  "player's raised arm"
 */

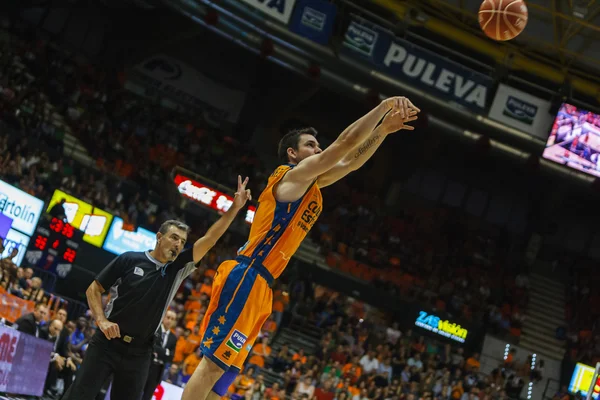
xmin=276 ymin=97 xmax=418 ymax=202
xmin=192 ymin=176 xmax=251 ymax=264
xmin=287 ymin=97 xmax=416 ymax=182
xmin=317 ymin=104 xmax=419 ymax=188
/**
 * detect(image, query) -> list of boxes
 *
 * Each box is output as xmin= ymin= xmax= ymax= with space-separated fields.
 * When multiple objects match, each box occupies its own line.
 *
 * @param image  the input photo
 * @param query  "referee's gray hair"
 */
xmin=158 ymin=220 xmax=190 ymax=235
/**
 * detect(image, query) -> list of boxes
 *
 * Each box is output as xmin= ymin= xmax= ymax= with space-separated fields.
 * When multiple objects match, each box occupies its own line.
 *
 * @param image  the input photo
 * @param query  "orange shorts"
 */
xmin=199 ymin=256 xmax=273 ymax=370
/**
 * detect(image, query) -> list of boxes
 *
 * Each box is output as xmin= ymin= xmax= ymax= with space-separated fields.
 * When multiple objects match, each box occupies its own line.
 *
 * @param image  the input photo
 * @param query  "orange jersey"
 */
xmin=238 ymin=165 xmax=322 ymax=278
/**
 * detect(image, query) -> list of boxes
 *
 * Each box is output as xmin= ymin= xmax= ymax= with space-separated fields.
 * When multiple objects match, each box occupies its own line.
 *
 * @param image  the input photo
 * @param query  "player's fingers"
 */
xmin=407 ymin=99 xmax=421 ymax=113
xmin=238 ymin=175 xmax=242 ymax=189
xmin=246 ymin=189 xmax=252 ymax=201
xmin=403 ymin=98 xmax=410 ymax=120
xmin=405 ymin=116 xmax=419 ymax=123
xmin=243 ymin=177 xmax=249 ymax=188
xmin=114 ymin=324 xmax=121 ymax=338
xmin=402 ymin=124 xmax=415 ymax=131
xmin=398 ymin=99 xmax=405 ymax=119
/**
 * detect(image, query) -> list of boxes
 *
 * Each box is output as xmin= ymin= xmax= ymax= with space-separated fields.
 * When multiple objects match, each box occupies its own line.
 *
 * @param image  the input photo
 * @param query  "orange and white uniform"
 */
xmin=199 ymin=164 xmax=322 ymax=371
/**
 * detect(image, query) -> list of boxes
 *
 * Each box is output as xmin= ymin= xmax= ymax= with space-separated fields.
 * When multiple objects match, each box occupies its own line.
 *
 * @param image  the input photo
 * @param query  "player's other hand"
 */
xmin=98 ymin=319 xmax=121 ymax=340
xmin=232 ymin=175 xmax=252 ymax=210
xmin=380 ymin=103 xmax=419 ymax=133
xmin=383 ymin=96 xmax=420 ymax=120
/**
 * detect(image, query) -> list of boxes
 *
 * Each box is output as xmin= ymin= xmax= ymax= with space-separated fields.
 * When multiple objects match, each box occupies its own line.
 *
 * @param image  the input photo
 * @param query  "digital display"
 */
xmin=47 ymin=190 xmax=113 ymax=248
xmin=24 ymin=218 xmax=83 ymax=277
xmin=543 ymin=103 xmax=600 ymax=178
xmin=568 ymin=363 xmax=599 ymax=399
xmin=103 ymin=217 xmax=157 ymax=256
xmin=173 ymin=174 xmax=256 ymax=224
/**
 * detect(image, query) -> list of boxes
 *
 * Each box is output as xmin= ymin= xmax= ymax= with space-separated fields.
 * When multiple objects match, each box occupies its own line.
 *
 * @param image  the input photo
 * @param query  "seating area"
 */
xmin=315 ymin=182 xmax=529 ymax=334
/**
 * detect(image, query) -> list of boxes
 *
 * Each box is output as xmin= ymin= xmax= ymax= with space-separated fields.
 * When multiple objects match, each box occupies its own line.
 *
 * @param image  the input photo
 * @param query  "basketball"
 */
xmin=478 ymin=0 xmax=528 ymax=41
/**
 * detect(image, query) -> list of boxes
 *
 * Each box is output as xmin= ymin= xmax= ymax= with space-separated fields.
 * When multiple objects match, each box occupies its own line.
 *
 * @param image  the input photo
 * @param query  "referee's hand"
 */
xmin=98 ymin=319 xmax=121 ymax=340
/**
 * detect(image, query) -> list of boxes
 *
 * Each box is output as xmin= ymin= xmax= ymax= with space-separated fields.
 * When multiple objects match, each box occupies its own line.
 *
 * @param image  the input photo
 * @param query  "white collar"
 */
xmin=145 ymin=251 xmax=166 ymax=269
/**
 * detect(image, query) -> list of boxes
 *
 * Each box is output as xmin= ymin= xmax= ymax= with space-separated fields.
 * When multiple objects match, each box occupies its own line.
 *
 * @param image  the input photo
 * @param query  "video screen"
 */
xmin=47 ymin=190 xmax=113 ymax=248
xmin=568 ymin=362 xmax=598 ymax=399
xmin=543 ymin=103 xmax=600 ymax=178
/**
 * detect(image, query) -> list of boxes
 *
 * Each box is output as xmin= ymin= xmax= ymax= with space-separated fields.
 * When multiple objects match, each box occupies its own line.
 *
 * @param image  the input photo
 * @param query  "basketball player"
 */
xmin=181 ymin=96 xmax=419 ymax=400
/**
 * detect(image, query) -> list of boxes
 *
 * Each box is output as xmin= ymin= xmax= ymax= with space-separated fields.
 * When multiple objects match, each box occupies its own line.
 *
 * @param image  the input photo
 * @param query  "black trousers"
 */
xmin=141 ymin=362 xmax=165 ymax=400
xmin=61 ymin=332 xmax=152 ymax=400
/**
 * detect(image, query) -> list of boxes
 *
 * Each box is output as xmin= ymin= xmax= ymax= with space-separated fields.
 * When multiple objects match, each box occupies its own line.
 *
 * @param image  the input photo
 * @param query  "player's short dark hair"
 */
xmin=277 ymin=127 xmax=318 ymax=163
xmin=159 ymin=220 xmax=190 ymax=236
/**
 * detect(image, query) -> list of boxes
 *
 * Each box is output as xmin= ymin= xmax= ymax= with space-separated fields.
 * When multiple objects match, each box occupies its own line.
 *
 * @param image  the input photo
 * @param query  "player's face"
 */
xmin=290 ymin=134 xmax=322 ymax=163
xmin=158 ymin=227 xmax=187 ymax=262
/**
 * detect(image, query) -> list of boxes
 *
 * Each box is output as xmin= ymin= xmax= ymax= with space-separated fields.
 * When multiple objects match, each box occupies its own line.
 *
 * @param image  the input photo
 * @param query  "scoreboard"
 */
xmin=24 ymin=217 xmax=84 ymax=277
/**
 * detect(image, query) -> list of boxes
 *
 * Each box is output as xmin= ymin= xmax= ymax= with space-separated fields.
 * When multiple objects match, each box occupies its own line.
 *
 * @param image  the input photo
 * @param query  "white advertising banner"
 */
xmin=132 ymin=54 xmax=246 ymax=123
xmin=489 ymin=83 xmax=554 ymax=140
xmin=0 ymin=180 xmax=44 ymax=236
xmin=239 ymin=0 xmax=297 ymax=23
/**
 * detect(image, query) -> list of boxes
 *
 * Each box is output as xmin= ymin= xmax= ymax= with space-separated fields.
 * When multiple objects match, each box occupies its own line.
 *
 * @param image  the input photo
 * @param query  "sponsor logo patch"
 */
xmin=226 ymin=330 xmax=247 ymax=352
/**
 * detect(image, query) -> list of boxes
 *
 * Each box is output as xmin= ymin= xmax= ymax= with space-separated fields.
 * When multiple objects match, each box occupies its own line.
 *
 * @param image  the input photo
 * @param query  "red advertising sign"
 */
xmin=173 ymin=174 xmax=256 ymax=224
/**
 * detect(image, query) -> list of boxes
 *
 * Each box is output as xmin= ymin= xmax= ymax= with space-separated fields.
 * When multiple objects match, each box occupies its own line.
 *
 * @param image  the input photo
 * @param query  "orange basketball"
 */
xmin=478 ymin=0 xmax=528 ymax=41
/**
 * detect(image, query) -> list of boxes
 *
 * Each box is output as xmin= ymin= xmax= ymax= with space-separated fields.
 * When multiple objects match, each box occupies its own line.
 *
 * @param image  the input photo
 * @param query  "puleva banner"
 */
xmin=489 ymin=83 xmax=553 ymax=140
xmin=131 ymin=54 xmax=247 ymax=123
xmin=239 ymin=0 xmax=297 ymax=24
xmin=289 ymin=0 xmax=337 ymax=45
xmin=342 ymin=16 xmax=493 ymax=113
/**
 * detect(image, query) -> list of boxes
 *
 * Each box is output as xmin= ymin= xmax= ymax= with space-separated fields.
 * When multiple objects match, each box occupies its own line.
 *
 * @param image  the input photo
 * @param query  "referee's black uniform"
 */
xmin=62 ymin=248 xmax=195 ymax=400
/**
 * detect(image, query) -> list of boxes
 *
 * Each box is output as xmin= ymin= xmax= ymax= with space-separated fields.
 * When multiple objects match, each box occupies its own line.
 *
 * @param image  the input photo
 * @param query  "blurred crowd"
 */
xmin=193 ymin=285 xmax=544 ymax=400
xmin=560 ymin=256 xmax=600 ymax=368
xmin=313 ymin=181 xmax=529 ymax=337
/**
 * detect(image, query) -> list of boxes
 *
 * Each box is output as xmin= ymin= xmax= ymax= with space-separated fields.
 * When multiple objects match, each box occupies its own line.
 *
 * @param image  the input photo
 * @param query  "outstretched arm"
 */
xmin=317 ymin=106 xmax=419 ymax=188
xmin=277 ymin=97 xmax=418 ymax=202
xmin=192 ymin=176 xmax=251 ymax=264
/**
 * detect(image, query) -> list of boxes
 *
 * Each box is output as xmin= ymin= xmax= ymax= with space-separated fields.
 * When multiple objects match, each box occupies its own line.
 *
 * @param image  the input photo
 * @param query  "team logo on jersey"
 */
xmin=134 ymin=267 xmax=144 ymax=276
xmin=222 ymin=350 xmax=232 ymax=361
xmin=226 ymin=330 xmax=247 ymax=352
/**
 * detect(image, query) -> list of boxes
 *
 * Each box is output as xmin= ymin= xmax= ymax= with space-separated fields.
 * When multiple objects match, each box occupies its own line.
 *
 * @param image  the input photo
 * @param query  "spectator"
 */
xmin=163 ymin=364 xmax=183 ymax=387
xmin=49 ymin=197 xmax=67 ymax=219
xmin=142 ymin=310 xmax=178 ymax=400
xmin=13 ymin=302 xmax=48 ymax=337
xmin=295 ymin=376 xmax=316 ymax=398
xmin=247 ymin=336 xmax=271 ymax=371
xmin=44 ymin=319 xmax=76 ymax=397
xmin=359 ymin=350 xmax=380 ymax=374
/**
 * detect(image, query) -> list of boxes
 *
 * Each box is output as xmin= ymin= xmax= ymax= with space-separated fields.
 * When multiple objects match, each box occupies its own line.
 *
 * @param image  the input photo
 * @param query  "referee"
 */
xmin=62 ymin=176 xmax=252 ymax=400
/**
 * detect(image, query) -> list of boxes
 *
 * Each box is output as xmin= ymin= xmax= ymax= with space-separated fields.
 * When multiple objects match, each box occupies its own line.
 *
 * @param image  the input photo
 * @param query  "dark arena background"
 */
xmin=0 ymin=0 xmax=599 ymax=399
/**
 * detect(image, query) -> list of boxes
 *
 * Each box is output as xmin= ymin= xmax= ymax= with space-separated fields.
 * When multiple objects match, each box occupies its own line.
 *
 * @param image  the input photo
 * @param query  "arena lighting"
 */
xmin=503 ymin=343 xmax=510 ymax=360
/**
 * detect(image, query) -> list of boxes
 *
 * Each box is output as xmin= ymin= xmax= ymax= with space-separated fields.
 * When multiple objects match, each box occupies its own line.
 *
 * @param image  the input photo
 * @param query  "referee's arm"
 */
xmin=86 ymin=255 xmax=125 ymax=340
xmin=192 ymin=176 xmax=252 ymax=264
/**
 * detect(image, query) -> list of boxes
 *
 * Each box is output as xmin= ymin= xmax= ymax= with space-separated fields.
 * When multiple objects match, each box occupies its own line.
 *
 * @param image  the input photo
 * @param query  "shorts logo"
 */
xmin=226 ymin=330 xmax=247 ymax=352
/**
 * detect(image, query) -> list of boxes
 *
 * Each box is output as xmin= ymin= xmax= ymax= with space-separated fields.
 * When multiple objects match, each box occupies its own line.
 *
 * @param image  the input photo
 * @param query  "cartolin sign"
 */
xmin=415 ymin=311 xmax=468 ymax=343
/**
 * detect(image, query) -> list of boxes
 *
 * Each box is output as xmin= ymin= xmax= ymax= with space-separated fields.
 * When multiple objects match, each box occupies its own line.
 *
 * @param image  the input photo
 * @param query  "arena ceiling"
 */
xmin=372 ymin=0 xmax=600 ymax=86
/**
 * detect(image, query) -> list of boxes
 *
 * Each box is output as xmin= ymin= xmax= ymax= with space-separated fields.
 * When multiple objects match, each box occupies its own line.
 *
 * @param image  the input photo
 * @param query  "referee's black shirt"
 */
xmin=96 ymin=248 xmax=195 ymax=341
